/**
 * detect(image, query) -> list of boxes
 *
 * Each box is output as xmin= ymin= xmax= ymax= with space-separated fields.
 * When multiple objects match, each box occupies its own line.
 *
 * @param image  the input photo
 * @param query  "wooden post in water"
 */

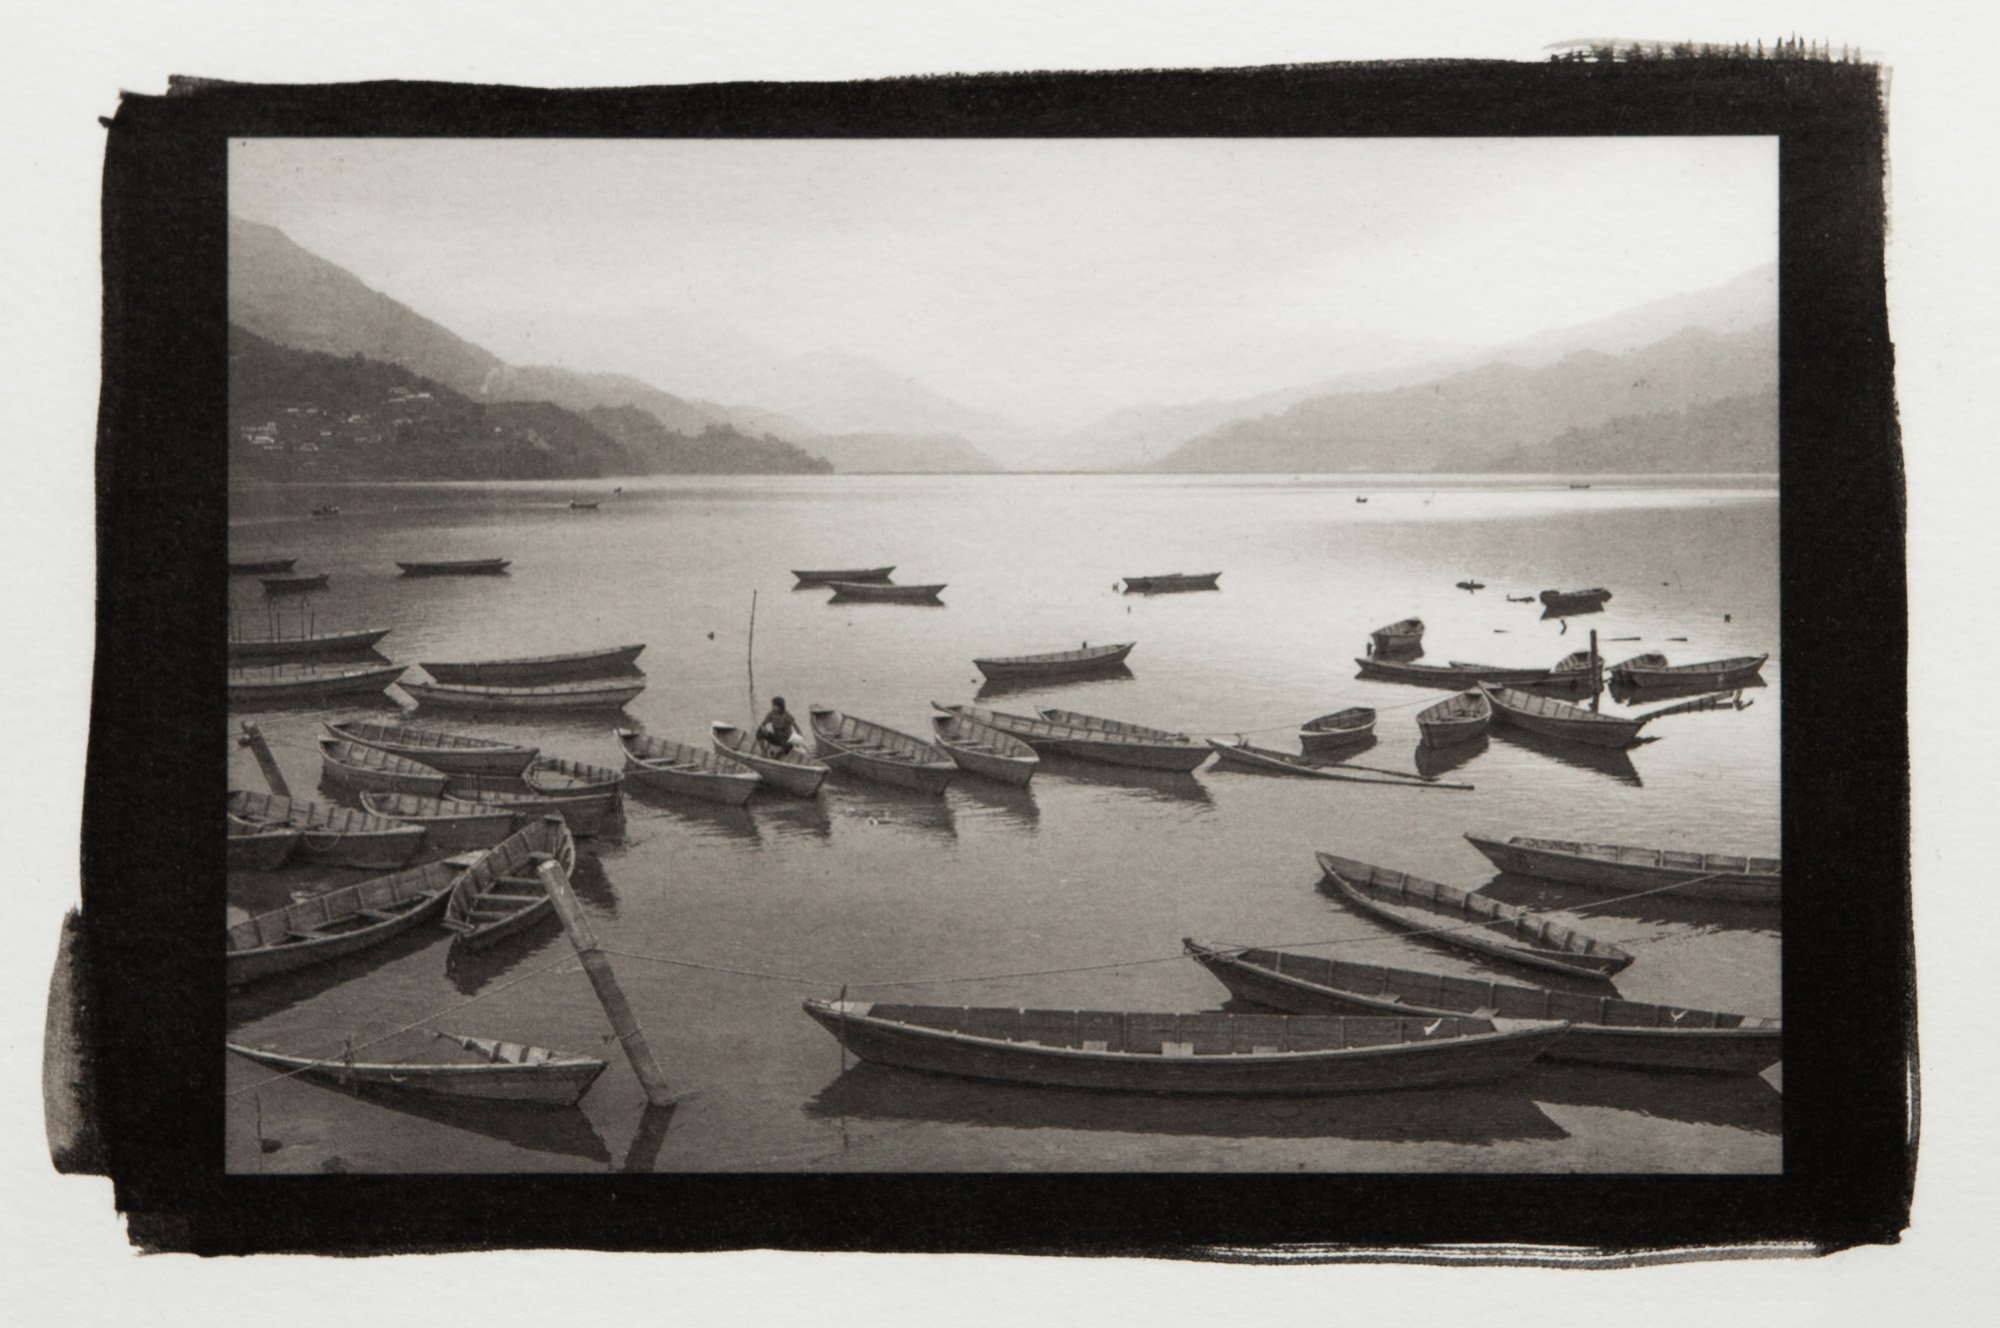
xmin=236 ymin=722 xmax=290 ymax=799
xmin=537 ymin=846 xmax=674 ymax=1107
xmin=745 ymin=589 xmax=758 ymax=725
xmin=1589 ymin=628 xmax=1601 ymax=712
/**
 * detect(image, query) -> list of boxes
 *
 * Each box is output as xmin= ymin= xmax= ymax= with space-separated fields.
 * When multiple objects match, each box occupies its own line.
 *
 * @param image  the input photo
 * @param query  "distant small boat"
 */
xmin=793 ymin=566 xmax=895 ymax=586
xmin=1480 ymin=683 xmax=1648 ymax=749
xmin=228 ymin=1032 xmax=608 ymax=1107
xmin=1568 ymin=483 xmax=1593 ymax=490
xmin=227 ymin=815 xmax=301 ymax=871
xmin=227 ymin=789 xmax=427 ymax=869
xmin=228 ymin=625 xmax=390 ymax=662
xmin=1299 ymin=707 xmax=1376 ymax=754
xmin=1183 ymin=940 xmax=1779 ymax=1075
xmin=930 ymin=712 xmax=1040 ymax=786
xmin=1354 ymin=496 xmax=1368 ymax=504
xmin=397 ymin=558 xmax=511 ymax=577
xmin=1538 ymin=587 xmax=1613 ymax=612
xmin=1415 ymin=690 xmax=1491 ymax=747
xmin=442 ymin=815 xmax=577 ymax=952
xmin=1121 ymin=572 xmax=1221 ymax=594
xmin=226 ymin=854 xmax=463 ymax=985
xmin=228 ymin=662 xmax=404 ymax=705
xmin=1316 ymin=851 xmax=1635 ymax=980
xmin=1368 ymin=618 xmax=1424 ymax=654
xmin=1355 ymin=657 xmax=1555 ymax=689
xmin=418 ymin=643 xmax=646 ymax=686
xmin=316 ymin=736 xmax=450 ymax=797
xmin=1454 ymin=580 xmax=1486 ymax=591
xmin=401 ymin=676 xmax=647 ymax=711
xmin=802 ymin=1000 xmax=1566 ymax=1095
xmin=261 ymin=572 xmax=330 ymax=595
xmin=809 ymin=707 xmax=956 ymax=795
xmin=1609 ymin=653 xmax=1769 ymax=688
xmin=358 ymin=791 xmax=520 ymax=852
xmin=973 ymin=641 xmax=1135 ymax=681
xmin=1463 ymin=833 xmax=1779 ymax=906
xmin=310 ymin=504 xmax=342 ymax=517
xmin=228 ymin=557 xmax=296 ymax=576
xmin=324 ymin=719 xmax=537 ymax=775
xmin=827 ymin=581 xmax=945 ymax=603
xmin=710 ymin=722 xmax=829 ymax=797
xmin=569 ymin=500 xmax=601 ymax=510
xmin=1506 ymin=594 xmax=1536 ymax=603
xmin=616 ymin=729 xmax=760 ymax=806
xmin=939 ymin=703 xmax=1208 ymax=772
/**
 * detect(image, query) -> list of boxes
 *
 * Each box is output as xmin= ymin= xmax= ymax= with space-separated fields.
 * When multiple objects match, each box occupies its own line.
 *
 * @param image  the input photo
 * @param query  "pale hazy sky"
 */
xmin=231 ymin=137 xmax=1775 ymax=429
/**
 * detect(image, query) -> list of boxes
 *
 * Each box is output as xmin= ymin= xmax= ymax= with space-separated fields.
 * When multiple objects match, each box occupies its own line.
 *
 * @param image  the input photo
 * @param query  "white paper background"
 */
xmin=1 ymin=1 xmax=1983 ymax=1319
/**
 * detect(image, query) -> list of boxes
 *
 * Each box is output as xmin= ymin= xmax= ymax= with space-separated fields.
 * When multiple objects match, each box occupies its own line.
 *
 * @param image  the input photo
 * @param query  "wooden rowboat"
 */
xmin=973 ymin=641 xmax=1135 ymax=681
xmin=229 ymin=557 xmax=296 ymax=575
xmin=1183 ymin=940 xmax=1780 ymax=1075
xmin=1463 ymin=834 xmax=1780 ymax=905
xmin=809 ymin=707 xmax=955 ymax=795
xmin=930 ymin=712 xmax=1040 ymax=786
xmin=317 ymin=736 xmax=450 ymax=797
xmin=941 ymin=702 xmax=1210 ymax=772
xmin=826 ymin=581 xmax=945 ymax=603
xmin=435 ymin=777 xmax=616 ymax=836
xmin=229 ymin=625 xmax=390 ymax=662
xmin=616 ymin=729 xmax=760 ymax=806
xmin=1416 ymin=690 xmax=1491 ymax=747
xmin=1480 ymin=684 xmax=1648 ymax=749
xmin=1368 ymin=618 xmax=1424 ymax=653
xmin=442 ymin=816 xmax=578 ymax=952
xmin=227 ymin=789 xmax=427 ymax=869
xmin=359 ymin=791 xmax=521 ymax=852
xmin=324 ymin=720 xmax=538 ymax=775
xmin=803 ymin=1000 xmax=1566 ymax=1094
xmin=1609 ymin=653 xmax=1769 ymax=688
xmin=793 ymin=566 xmax=894 ymax=586
xmin=229 ymin=663 xmax=404 ymax=705
xmin=522 ymin=757 xmax=624 ymax=801
xmin=227 ymin=854 xmax=464 ymax=985
xmin=1355 ymin=657 xmax=1556 ymax=689
xmin=227 ymin=1032 xmax=609 ymax=1107
xmin=1538 ymin=587 xmax=1612 ymax=611
xmin=396 ymin=558 xmax=511 ymax=576
xmin=1121 ymin=572 xmax=1221 ymax=593
xmin=710 ymin=722 xmax=829 ymax=797
xmin=569 ymin=500 xmax=601 ymax=510
xmin=1203 ymin=740 xmax=1458 ymax=790
xmin=401 ymin=676 xmax=648 ymax=711
xmin=1299 ymin=706 xmax=1376 ymax=753
xmin=1037 ymin=707 xmax=1187 ymax=741
xmin=227 ymin=815 xmax=301 ymax=871
xmin=1316 ymin=850 xmax=1635 ymax=979
xmin=418 ymin=643 xmax=647 ymax=685
xmin=261 ymin=572 xmax=330 ymax=594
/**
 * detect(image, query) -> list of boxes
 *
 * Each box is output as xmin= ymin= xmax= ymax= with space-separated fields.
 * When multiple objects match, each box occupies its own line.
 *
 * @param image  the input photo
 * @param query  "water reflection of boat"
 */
xmin=224 ymin=922 xmax=445 ymax=1024
xmin=443 ymin=918 xmax=567 ymax=996
xmin=619 ymin=782 xmax=762 ymax=845
xmin=1036 ymin=753 xmax=1213 ymax=806
xmin=1413 ymin=734 xmax=1488 ymax=779
xmin=975 ymin=664 xmax=1135 ymax=700
xmin=756 ymin=796 xmax=834 ymax=842
xmin=1486 ymin=722 xmax=1645 ymax=787
xmin=1524 ymin=1062 xmax=1781 ymax=1136
xmin=822 ymin=786 xmax=959 ymax=840
xmin=949 ymin=777 xmax=1041 ymax=830
xmin=803 ymin=1062 xmax=1566 ymax=1145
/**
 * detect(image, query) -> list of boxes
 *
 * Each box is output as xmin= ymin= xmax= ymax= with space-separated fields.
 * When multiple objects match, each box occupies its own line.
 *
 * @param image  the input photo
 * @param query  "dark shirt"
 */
xmin=759 ymin=707 xmax=798 ymax=745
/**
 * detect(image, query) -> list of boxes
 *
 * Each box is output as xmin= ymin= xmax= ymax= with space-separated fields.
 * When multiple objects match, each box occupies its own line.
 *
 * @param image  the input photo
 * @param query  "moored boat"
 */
xmin=802 ymin=1000 xmax=1566 ymax=1094
xmin=1316 ymin=850 xmax=1635 ymax=979
xmin=1454 ymin=580 xmax=1485 ymax=591
xmin=826 ymin=581 xmax=946 ymax=603
xmin=227 ymin=1032 xmax=609 ymax=1107
xmin=226 ymin=854 xmax=463 ymax=984
xmin=616 ymin=729 xmax=760 ymax=806
xmin=521 ymin=756 xmax=624 ymax=801
xmin=1299 ymin=706 xmax=1376 ymax=753
xmin=808 ymin=707 xmax=956 ymax=794
xmin=710 ymin=722 xmax=829 ymax=797
xmin=1609 ymin=653 xmax=1769 ymax=688
xmin=1036 ymin=707 xmax=1188 ymax=741
xmin=1416 ymin=690 xmax=1491 ymax=747
xmin=316 ymin=736 xmax=450 ymax=797
xmin=401 ymin=676 xmax=648 ymax=711
xmin=396 ymin=557 xmax=511 ymax=576
xmin=261 ymin=572 xmax=331 ymax=594
xmin=229 ymin=625 xmax=391 ymax=662
xmin=1480 ymin=683 xmax=1648 ymax=749
xmin=1121 ymin=572 xmax=1221 ymax=594
xmin=569 ymin=500 xmax=600 ymax=510
xmin=227 ymin=815 xmax=301 ymax=871
xmin=226 ymin=789 xmax=427 ymax=869
xmin=229 ymin=662 xmax=405 ymax=705
xmin=1538 ymin=587 xmax=1613 ymax=611
xmin=1355 ymin=657 xmax=1557 ymax=689
xmin=441 ymin=815 xmax=578 ymax=951
xmin=1183 ymin=940 xmax=1779 ymax=1075
xmin=930 ymin=712 xmax=1040 ymax=786
xmin=324 ymin=719 xmax=538 ymax=775
xmin=228 ymin=557 xmax=297 ymax=576
xmin=359 ymin=791 xmax=521 ymax=852
xmin=1368 ymin=618 xmax=1424 ymax=653
xmin=1463 ymin=833 xmax=1780 ymax=905
xmin=940 ymin=702 xmax=1210 ymax=772
xmin=437 ymin=777 xmax=617 ymax=836
xmin=973 ymin=641 xmax=1135 ymax=681
xmin=418 ymin=643 xmax=647 ymax=685
xmin=793 ymin=565 xmax=895 ymax=586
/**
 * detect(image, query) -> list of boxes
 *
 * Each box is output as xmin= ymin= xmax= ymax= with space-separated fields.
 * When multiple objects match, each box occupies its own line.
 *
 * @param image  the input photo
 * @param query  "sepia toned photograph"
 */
xmin=218 ymin=133 xmax=1786 ymax=1175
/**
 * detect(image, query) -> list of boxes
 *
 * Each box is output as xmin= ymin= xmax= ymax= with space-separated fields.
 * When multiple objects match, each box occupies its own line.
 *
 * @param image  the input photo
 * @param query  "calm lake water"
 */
xmin=225 ymin=473 xmax=1780 ymax=1173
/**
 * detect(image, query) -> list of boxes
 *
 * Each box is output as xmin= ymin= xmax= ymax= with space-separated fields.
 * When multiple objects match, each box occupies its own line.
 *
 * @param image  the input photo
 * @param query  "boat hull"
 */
xmin=442 ymin=779 xmax=617 ymax=836
xmin=420 ymin=644 xmax=647 ymax=685
xmin=1612 ymin=655 xmax=1769 ymax=689
xmin=227 ymin=822 xmax=301 ymax=871
xmin=1122 ymin=573 xmax=1220 ymax=594
xmin=358 ymin=794 xmax=520 ymax=852
xmin=397 ymin=560 xmax=511 ymax=576
xmin=804 ymin=1001 xmax=1563 ymax=1095
xmin=826 ymin=581 xmax=945 ymax=602
xmin=443 ymin=818 xmax=577 ymax=952
xmin=823 ymin=748 xmax=955 ymax=794
xmin=793 ymin=566 xmax=894 ymax=585
xmin=227 ymin=865 xmax=456 ymax=985
xmin=974 ymin=642 xmax=1135 ymax=680
xmin=1299 ymin=709 xmax=1377 ymax=754
xmin=1463 ymin=834 xmax=1780 ymax=905
xmin=931 ymin=715 xmax=1039 ymax=786
xmin=1417 ymin=692 xmax=1492 ymax=747
xmin=318 ymin=744 xmax=450 ymax=798
xmin=229 ymin=790 xmax=427 ymax=869
xmin=227 ymin=1040 xmax=607 ymax=1106
xmin=711 ymin=723 xmax=828 ymax=796
xmin=1482 ymin=685 xmax=1646 ymax=749
xmin=229 ymin=627 xmax=390 ymax=661
xmin=617 ymin=730 xmax=760 ymax=806
xmin=1048 ymin=737 xmax=1211 ymax=772
xmin=326 ymin=721 xmax=538 ymax=776
xmin=229 ymin=665 xmax=405 ymax=704
xmin=402 ymin=679 xmax=647 ymax=710
xmin=1356 ymin=658 xmax=1553 ymax=689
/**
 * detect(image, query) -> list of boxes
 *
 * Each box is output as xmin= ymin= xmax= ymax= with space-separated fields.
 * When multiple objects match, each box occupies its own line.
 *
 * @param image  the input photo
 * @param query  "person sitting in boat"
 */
xmin=757 ymin=698 xmax=807 ymax=755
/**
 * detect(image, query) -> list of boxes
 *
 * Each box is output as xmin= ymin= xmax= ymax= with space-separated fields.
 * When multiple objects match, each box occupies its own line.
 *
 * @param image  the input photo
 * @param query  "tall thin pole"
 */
xmin=538 ymin=846 xmax=674 ymax=1107
xmin=745 ymin=589 xmax=759 ymax=724
xmin=1589 ymin=628 xmax=1601 ymax=713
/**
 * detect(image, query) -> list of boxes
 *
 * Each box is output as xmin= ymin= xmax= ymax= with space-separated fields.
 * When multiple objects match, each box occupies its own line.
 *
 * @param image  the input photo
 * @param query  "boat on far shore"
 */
xmin=397 ymin=558 xmax=511 ymax=577
xmin=418 ymin=643 xmax=646 ymax=685
xmin=793 ymin=566 xmax=894 ymax=586
xmin=1122 ymin=572 xmax=1221 ymax=594
xmin=827 ymin=580 xmax=946 ymax=603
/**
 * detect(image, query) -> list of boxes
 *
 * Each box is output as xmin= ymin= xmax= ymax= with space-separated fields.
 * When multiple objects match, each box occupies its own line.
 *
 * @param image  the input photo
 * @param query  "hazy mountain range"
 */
xmin=228 ymin=215 xmax=1775 ymax=478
